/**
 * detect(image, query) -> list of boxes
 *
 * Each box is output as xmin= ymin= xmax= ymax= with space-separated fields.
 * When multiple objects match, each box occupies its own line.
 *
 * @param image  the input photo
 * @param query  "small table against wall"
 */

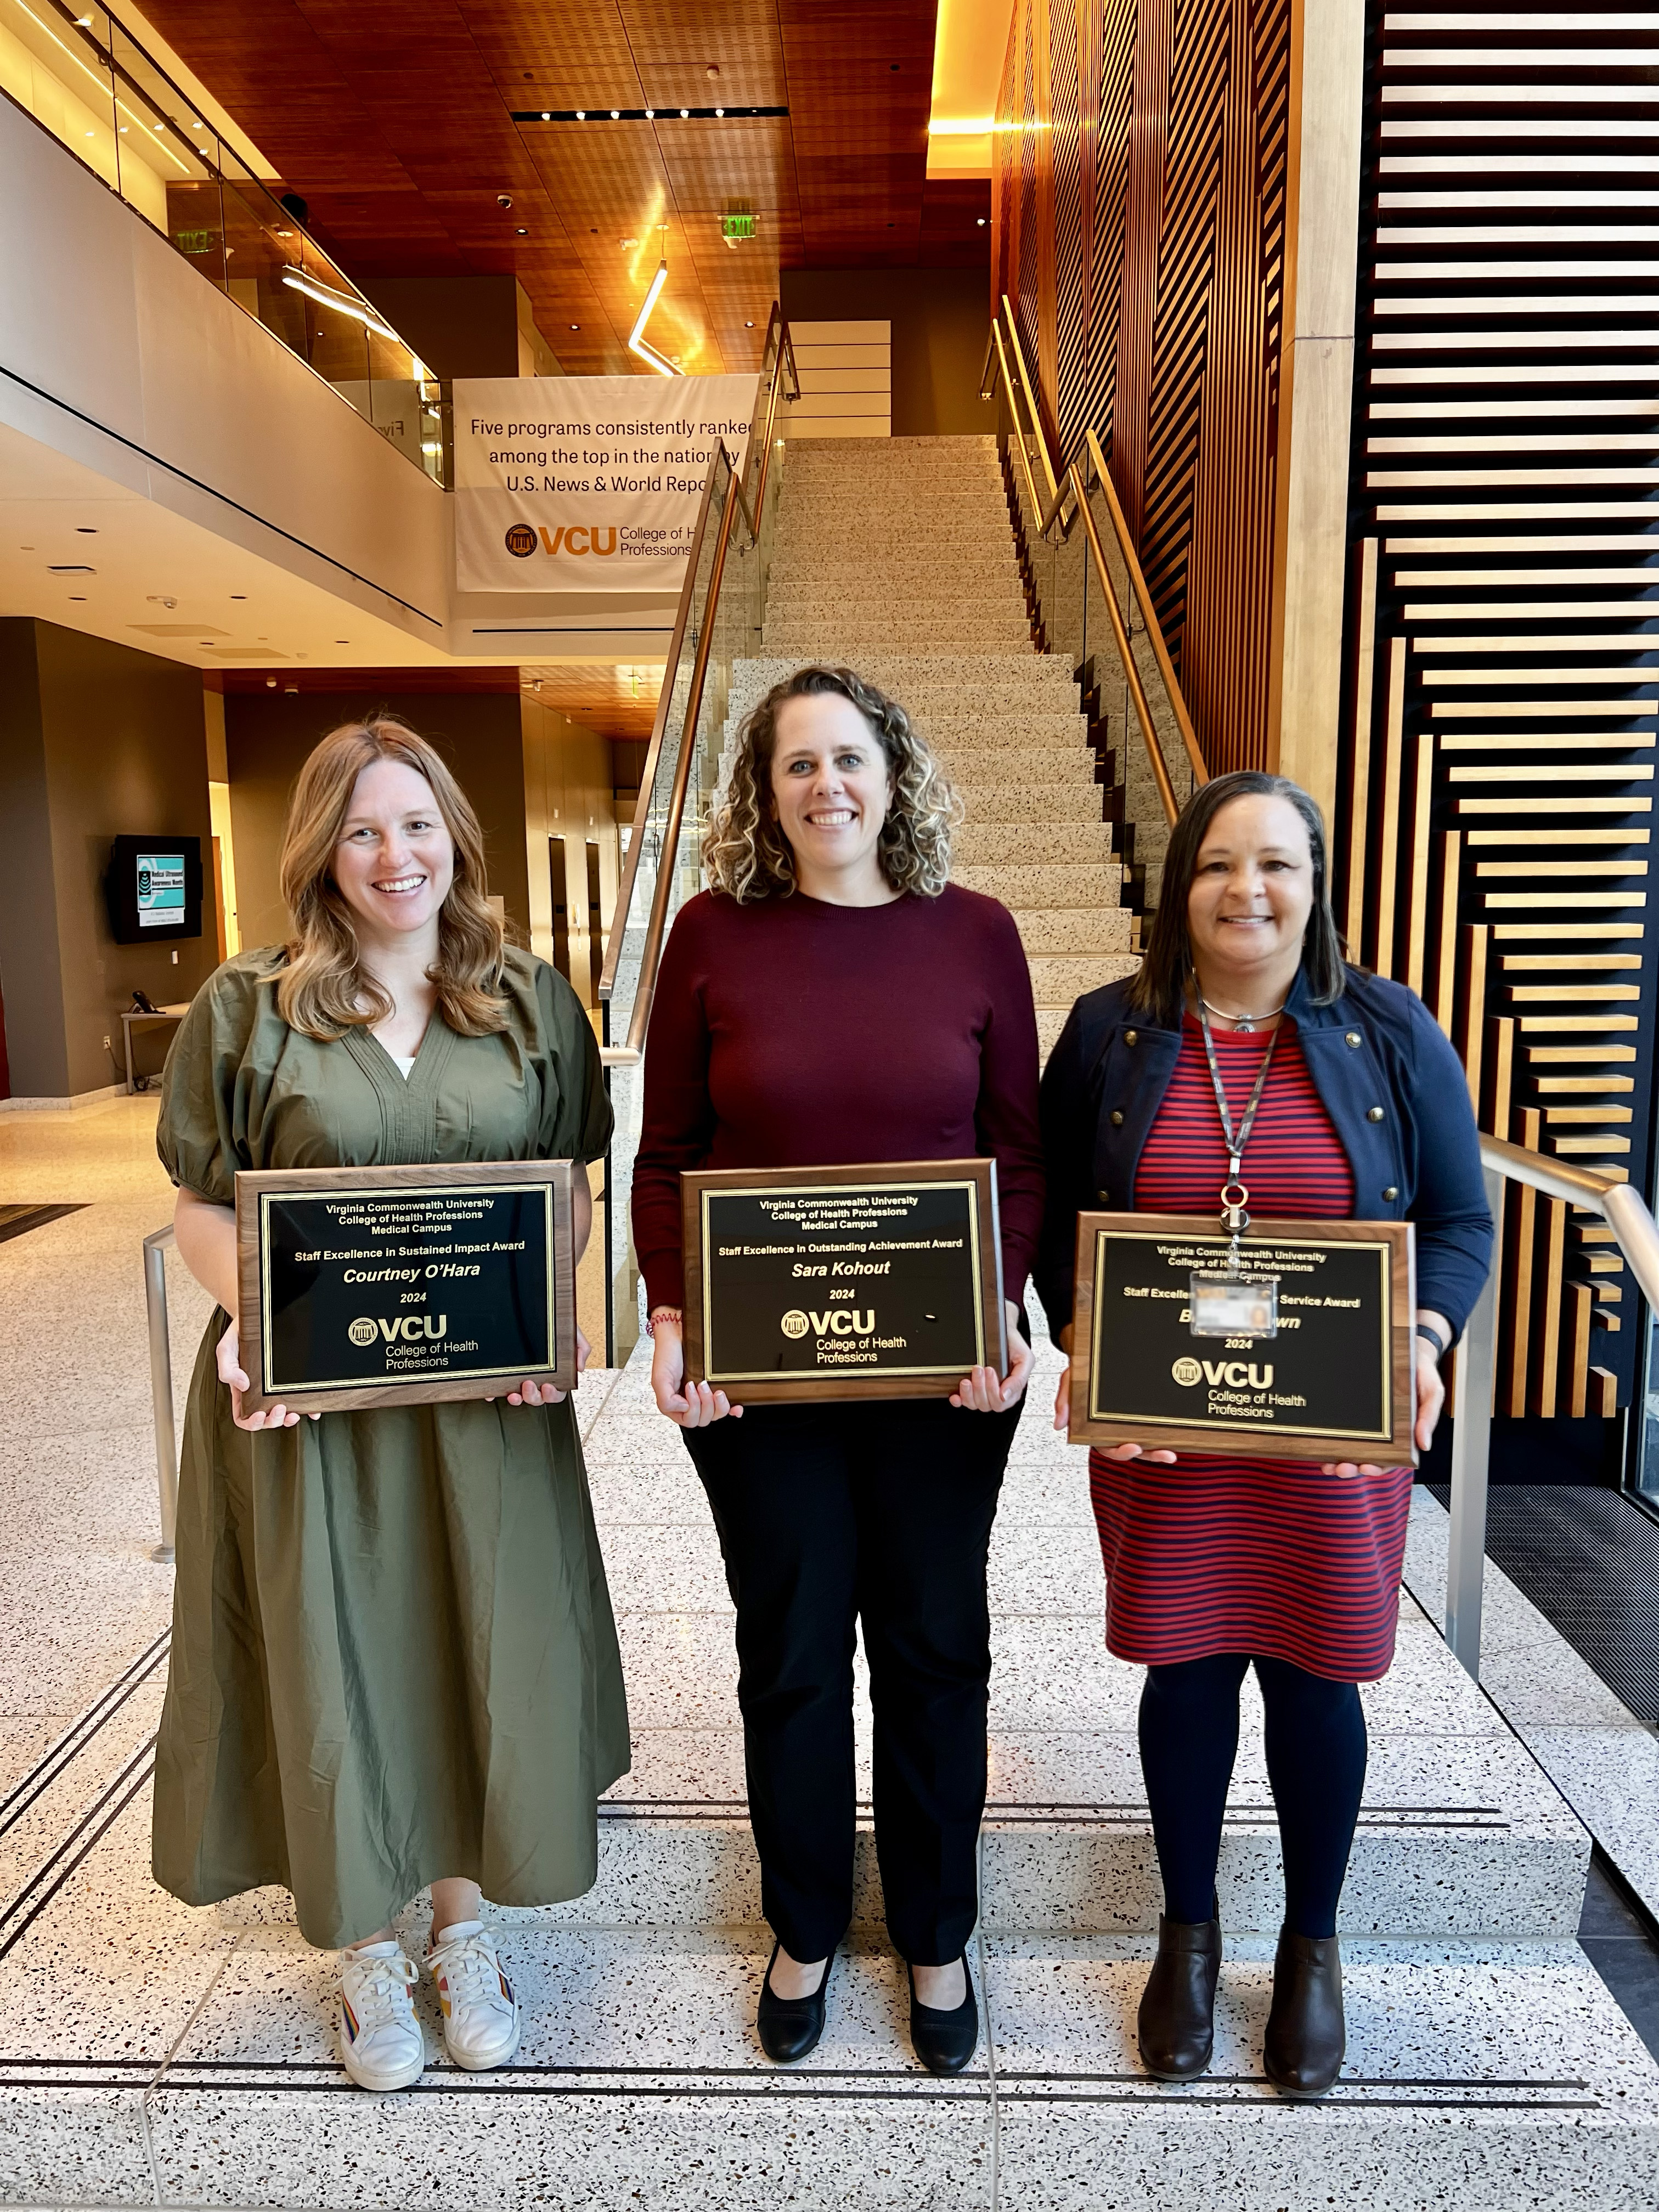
xmin=120 ymin=1005 xmax=188 ymax=1094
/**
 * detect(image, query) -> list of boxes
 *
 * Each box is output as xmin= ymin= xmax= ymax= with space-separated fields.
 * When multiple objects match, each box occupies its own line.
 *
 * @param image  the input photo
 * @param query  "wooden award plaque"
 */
xmin=681 ymin=1158 xmax=1007 ymax=1404
xmin=234 ymin=1160 xmax=578 ymax=1416
xmin=1069 ymin=1213 xmax=1418 ymax=1464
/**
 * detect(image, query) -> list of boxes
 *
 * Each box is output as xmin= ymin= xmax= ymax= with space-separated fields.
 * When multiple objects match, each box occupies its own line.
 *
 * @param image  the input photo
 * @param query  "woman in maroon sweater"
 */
xmin=633 ymin=664 xmax=1042 ymax=2075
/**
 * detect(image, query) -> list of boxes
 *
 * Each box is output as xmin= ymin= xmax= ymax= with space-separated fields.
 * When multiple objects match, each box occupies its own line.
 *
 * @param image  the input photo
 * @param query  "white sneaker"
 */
xmin=428 ymin=1918 xmax=522 ymax=2071
xmin=338 ymin=1940 xmax=424 ymax=2092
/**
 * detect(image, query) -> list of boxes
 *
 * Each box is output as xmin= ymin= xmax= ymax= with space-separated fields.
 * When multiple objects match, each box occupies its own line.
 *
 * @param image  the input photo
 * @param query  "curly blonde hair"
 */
xmin=275 ymin=715 xmax=510 ymax=1041
xmin=703 ymin=665 xmax=960 ymax=901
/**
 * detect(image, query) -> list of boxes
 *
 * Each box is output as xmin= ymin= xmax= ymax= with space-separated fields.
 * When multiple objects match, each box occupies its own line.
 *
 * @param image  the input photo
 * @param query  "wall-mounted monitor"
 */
xmin=106 ymin=835 xmax=204 ymax=945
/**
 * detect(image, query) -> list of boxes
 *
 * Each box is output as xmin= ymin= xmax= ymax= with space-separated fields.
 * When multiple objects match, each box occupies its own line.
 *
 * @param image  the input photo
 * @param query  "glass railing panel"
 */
xmin=0 ymin=0 xmax=443 ymax=480
xmin=105 ymin=14 xmax=218 ymax=243
xmin=0 ymin=0 xmax=119 ymax=191
xmin=599 ymin=371 xmax=794 ymax=1360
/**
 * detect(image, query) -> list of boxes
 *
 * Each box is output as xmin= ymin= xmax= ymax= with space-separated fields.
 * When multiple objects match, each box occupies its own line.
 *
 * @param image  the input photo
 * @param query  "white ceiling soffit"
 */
xmin=928 ymin=0 xmax=1017 ymax=178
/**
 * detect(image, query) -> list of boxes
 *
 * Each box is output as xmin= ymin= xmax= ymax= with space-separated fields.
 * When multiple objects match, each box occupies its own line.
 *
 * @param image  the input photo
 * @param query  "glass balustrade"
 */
xmin=600 ymin=330 xmax=793 ymax=1357
xmin=0 ymin=0 xmax=443 ymax=483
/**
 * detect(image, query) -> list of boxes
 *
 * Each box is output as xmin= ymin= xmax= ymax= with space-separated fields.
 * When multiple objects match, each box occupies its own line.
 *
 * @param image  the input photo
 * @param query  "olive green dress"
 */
xmin=152 ymin=945 xmax=630 ymax=1948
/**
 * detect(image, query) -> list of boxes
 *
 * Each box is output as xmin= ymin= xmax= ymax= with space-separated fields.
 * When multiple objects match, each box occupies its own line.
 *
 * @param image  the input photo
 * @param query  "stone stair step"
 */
xmin=765 ymin=592 xmax=1029 ymax=623
xmin=957 ymin=782 xmax=1104 ymax=824
xmin=761 ymin=630 xmax=1033 ymax=656
xmin=1025 ymin=950 xmax=1140 ymax=1001
xmin=1036 ymin=1004 xmax=1071 ymax=1060
xmin=1013 ymin=907 xmax=1137 ymax=956
xmin=926 ymin=712 xmax=1090 ymax=743
xmin=953 ymin=861 xmax=1127 ymax=907
xmin=955 ymin=823 xmax=1116 ymax=865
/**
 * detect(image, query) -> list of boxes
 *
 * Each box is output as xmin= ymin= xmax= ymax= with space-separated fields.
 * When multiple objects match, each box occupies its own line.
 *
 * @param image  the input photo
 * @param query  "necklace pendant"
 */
xmin=1233 ymin=1015 xmax=1256 ymax=1034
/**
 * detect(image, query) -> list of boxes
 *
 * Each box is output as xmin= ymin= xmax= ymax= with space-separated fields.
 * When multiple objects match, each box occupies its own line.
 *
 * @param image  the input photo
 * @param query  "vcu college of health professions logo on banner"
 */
xmin=452 ymin=374 xmax=759 ymax=595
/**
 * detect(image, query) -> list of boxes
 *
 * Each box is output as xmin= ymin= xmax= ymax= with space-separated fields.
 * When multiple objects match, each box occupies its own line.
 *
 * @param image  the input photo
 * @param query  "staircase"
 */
xmin=735 ymin=434 xmax=1140 ymax=1059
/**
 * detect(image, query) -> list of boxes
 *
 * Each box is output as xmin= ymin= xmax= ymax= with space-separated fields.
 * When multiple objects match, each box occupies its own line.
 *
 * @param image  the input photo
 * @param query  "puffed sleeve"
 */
xmin=155 ymin=955 xmax=272 ymax=1204
xmin=533 ymin=959 xmax=613 ymax=1163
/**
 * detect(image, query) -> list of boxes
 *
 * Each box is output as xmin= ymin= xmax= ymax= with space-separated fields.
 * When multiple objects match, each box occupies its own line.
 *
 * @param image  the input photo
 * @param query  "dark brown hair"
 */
xmin=1129 ymin=770 xmax=1350 ymax=1025
xmin=702 ymin=665 xmax=960 ymax=901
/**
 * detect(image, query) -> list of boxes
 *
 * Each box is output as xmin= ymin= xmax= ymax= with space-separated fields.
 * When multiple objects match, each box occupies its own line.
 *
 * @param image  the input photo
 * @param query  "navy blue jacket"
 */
xmin=1035 ymin=967 xmax=1495 ymax=1345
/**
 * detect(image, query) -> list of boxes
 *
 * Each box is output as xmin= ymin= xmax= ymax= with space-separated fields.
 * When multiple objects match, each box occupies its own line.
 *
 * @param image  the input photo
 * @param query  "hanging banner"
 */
xmin=452 ymin=374 xmax=758 ymax=594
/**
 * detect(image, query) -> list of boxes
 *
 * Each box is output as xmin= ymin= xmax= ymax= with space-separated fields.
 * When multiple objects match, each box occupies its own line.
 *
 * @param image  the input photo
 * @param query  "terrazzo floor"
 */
xmin=4 ymin=1099 xmax=1659 ymax=2205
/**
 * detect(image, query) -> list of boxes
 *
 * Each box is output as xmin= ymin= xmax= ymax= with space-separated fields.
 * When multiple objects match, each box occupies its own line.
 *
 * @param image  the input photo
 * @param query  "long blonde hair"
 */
xmin=703 ymin=665 xmax=960 ymax=902
xmin=275 ymin=716 xmax=510 ymax=1040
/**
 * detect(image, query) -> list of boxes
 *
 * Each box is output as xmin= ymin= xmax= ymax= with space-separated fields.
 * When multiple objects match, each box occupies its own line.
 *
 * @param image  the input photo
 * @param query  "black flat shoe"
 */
xmin=756 ymin=1942 xmax=832 ymax=2064
xmin=907 ymin=1961 xmax=978 ymax=2075
xmin=1137 ymin=1910 xmax=1223 ymax=2080
xmin=1263 ymin=1928 xmax=1345 ymax=2098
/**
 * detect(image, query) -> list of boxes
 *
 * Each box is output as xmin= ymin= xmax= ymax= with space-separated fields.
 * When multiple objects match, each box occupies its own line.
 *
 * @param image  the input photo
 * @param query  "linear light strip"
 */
xmin=627 ymin=259 xmax=675 ymax=377
xmin=279 ymin=270 xmax=403 ymax=346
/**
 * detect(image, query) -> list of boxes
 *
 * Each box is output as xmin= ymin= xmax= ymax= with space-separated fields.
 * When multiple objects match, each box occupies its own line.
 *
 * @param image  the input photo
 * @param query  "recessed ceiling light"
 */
xmin=645 ymin=108 xmax=654 ymax=119
xmin=744 ymin=319 xmax=754 ymax=327
xmin=575 ymin=109 xmax=585 ymax=120
xmin=610 ymin=109 xmax=619 ymax=119
xmin=335 ymin=638 xmax=349 ymax=644
xmin=569 ymin=322 xmax=580 ymax=330
xmin=76 ymin=526 xmax=97 ymax=533
xmin=70 ymin=594 xmax=87 ymax=602
xmin=231 ymin=594 xmax=246 ymax=600
xmin=680 ymin=108 xmax=689 ymax=118
xmin=977 ymin=217 xmax=986 ymax=226
xmin=266 ymin=676 xmax=276 ymax=687
xmin=715 ymin=106 xmax=724 ymax=116
xmin=516 ymin=226 xmax=528 ymax=235
xmin=541 ymin=110 xmax=550 ymax=120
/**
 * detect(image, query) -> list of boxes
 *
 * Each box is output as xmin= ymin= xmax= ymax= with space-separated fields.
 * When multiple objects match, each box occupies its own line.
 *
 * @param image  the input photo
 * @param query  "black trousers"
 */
xmin=681 ymin=1393 xmax=1022 ymax=1965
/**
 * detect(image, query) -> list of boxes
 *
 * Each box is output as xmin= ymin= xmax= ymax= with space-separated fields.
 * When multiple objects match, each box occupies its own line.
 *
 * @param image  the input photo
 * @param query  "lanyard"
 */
xmin=1195 ymin=1000 xmax=1279 ymax=1270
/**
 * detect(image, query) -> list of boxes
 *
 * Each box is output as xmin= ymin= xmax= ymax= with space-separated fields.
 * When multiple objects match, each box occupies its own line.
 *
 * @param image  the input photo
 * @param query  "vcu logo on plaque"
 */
xmin=349 ymin=1317 xmax=378 ymax=1347
xmin=781 ymin=1310 xmax=810 ymax=1340
xmin=1171 ymin=1356 xmax=1204 ymax=1387
xmin=504 ymin=523 xmax=538 ymax=558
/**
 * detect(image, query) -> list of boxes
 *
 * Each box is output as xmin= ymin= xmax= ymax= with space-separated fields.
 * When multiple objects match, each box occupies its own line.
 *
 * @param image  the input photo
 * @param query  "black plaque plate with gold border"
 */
xmin=1069 ymin=1212 xmax=1417 ymax=1464
xmin=681 ymin=1160 xmax=1007 ymax=1403
xmin=235 ymin=1161 xmax=577 ymax=1415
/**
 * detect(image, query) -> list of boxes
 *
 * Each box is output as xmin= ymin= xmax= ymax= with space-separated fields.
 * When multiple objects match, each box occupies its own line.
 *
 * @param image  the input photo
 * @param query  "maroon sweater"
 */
xmin=632 ymin=885 xmax=1045 ymax=1312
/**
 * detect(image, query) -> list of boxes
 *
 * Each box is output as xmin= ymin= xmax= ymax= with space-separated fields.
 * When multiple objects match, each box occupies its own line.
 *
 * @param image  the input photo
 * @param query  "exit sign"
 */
xmin=721 ymin=210 xmax=755 ymax=242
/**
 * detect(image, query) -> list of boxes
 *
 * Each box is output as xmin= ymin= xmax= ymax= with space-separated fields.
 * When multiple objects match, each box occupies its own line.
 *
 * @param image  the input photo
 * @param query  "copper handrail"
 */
xmin=991 ymin=301 xmax=1208 ymax=795
xmin=1083 ymin=430 xmax=1206 ymax=788
xmin=606 ymin=464 xmax=741 ymax=1064
xmin=1068 ymin=459 xmax=1180 ymax=828
xmin=594 ymin=453 xmax=725 ymax=1011
xmin=597 ymin=307 xmax=794 ymax=1030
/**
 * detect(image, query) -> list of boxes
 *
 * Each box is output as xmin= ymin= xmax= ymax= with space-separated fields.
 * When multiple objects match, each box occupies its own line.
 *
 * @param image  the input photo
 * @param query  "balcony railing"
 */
xmin=0 ymin=0 xmax=443 ymax=483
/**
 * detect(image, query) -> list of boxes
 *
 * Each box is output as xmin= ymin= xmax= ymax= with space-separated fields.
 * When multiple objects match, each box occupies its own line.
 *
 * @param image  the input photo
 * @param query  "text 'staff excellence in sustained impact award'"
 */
xmin=1069 ymin=1213 xmax=1418 ymax=1465
xmin=681 ymin=1160 xmax=1006 ymax=1403
xmin=235 ymin=1162 xmax=578 ymax=1415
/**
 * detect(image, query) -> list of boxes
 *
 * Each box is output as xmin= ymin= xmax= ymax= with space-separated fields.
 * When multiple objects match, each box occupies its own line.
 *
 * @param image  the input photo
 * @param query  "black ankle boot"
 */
xmin=1263 ymin=1928 xmax=1345 ymax=2097
xmin=1137 ymin=1911 xmax=1223 ymax=2080
xmin=756 ymin=1943 xmax=832 ymax=2064
xmin=907 ymin=1961 xmax=979 ymax=2074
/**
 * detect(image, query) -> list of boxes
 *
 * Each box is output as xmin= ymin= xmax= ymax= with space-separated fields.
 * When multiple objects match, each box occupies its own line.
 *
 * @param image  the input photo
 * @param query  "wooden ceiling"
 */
xmin=137 ymin=1 xmax=955 ymax=375
xmin=215 ymin=659 xmax=662 ymax=741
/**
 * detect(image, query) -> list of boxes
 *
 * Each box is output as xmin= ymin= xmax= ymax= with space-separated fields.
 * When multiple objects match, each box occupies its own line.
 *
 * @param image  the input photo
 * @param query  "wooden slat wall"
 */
xmin=993 ymin=0 xmax=1294 ymax=775
xmin=1338 ymin=4 xmax=1659 ymax=1420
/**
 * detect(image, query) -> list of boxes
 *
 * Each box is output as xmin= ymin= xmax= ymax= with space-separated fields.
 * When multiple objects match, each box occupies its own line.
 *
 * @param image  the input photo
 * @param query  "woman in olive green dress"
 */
xmin=154 ymin=714 xmax=629 ymax=2094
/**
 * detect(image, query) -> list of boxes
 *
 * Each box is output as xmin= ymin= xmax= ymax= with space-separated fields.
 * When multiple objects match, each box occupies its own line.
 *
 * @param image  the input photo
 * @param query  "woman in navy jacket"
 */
xmin=1036 ymin=769 xmax=1492 ymax=2099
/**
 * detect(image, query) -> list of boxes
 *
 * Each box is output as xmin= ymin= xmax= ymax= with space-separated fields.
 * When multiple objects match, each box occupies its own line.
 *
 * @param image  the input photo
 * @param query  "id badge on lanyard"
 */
xmin=1189 ymin=1002 xmax=1280 ymax=1340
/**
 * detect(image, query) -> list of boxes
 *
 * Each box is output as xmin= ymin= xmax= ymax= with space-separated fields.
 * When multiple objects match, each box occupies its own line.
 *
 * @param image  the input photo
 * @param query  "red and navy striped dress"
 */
xmin=1088 ymin=1013 xmax=1413 ymax=1682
